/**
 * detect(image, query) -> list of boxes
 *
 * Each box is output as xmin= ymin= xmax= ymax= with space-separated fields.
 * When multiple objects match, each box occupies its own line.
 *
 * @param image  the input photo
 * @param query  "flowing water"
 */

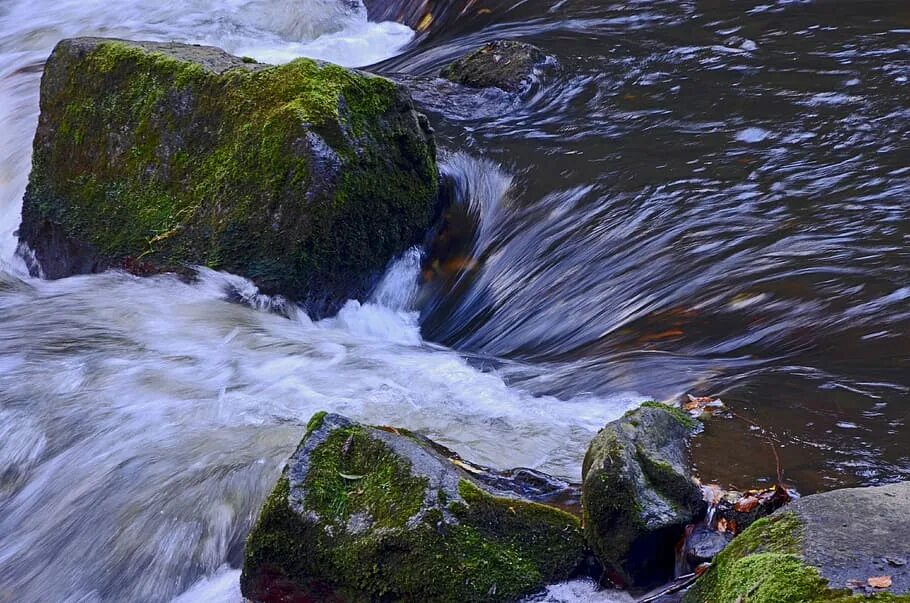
xmin=0 ymin=0 xmax=908 ymax=601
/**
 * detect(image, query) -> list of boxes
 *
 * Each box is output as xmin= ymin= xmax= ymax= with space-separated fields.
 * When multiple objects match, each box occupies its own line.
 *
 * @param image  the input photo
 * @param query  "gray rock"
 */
xmin=582 ymin=402 xmax=705 ymax=588
xmin=241 ymin=412 xmax=586 ymax=602
xmin=685 ymin=481 xmax=910 ymax=601
xmin=441 ymin=40 xmax=552 ymax=93
xmin=684 ymin=525 xmax=732 ymax=566
xmin=793 ymin=481 xmax=910 ymax=595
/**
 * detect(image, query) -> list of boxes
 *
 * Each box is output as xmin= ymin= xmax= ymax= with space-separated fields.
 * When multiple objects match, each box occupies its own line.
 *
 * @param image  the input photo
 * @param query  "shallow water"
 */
xmin=0 ymin=0 xmax=908 ymax=601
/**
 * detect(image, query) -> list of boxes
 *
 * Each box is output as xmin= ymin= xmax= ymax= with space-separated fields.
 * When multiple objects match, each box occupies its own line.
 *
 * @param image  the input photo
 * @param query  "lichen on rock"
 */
xmin=19 ymin=38 xmax=439 ymax=316
xmin=685 ymin=482 xmax=910 ymax=602
xmin=581 ymin=401 xmax=705 ymax=588
xmin=241 ymin=413 xmax=586 ymax=602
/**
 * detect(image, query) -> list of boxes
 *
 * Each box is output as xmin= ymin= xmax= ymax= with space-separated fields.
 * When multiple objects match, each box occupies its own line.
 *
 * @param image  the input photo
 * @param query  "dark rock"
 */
xmin=441 ymin=40 xmax=551 ymax=92
xmin=685 ymin=481 xmax=910 ymax=602
xmin=19 ymin=38 xmax=439 ymax=317
xmin=241 ymin=412 xmax=586 ymax=602
xmin=684 ymin=525 xmax=732 ymax=566
xmin=582 ymin=402 xmax=706 ymax=588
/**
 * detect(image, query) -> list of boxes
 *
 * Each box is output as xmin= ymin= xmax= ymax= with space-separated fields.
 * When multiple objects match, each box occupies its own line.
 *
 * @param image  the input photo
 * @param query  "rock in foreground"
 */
xmin=685 ymin=481 xmax=910 ymax=602
xmin=20 ymin=38 xmax=438 ymax=316
xmin=441 ymin=40 xmax=550 ymax=92
xmin=241 ymin=413 xmax=585 ymax=602
xmin=582 ymin=402 xmax=705 ymax=588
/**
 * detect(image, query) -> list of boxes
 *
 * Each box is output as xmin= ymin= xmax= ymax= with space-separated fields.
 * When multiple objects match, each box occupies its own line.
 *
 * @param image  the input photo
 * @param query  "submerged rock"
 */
xmin=441 ymin=40 xmax=551 ymax=92
xmin=19 ymin=38 xmax=439 ymax=316
xmin=684 ymin=525 xmax=732 ymax=567
xmin=685 ymin=481 xmax=910 ymax=602
xmin=241 ymin=412 xmax=586 ymax=602
xmin=582 ymin=402 xmax=705 ymax=588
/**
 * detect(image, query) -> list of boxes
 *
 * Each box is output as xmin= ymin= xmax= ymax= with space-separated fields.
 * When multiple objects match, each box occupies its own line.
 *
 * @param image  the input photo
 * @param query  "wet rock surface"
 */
xmin=241 ymin=413 xmax=586 ymax=602
xmin=582 ymin=402 xmax=705 ymax=588
xmin=19 ymin=37 xmax=439 ymax=317
xmin=794 ymin=481 xmax=910 ymax=596
xmin=684 ymin=481 xmax=910 ymax=602
xmin=441 ymin=40 xmax=551 ymax=92
xmin=684 ymin=525 xmax=732 ymax=566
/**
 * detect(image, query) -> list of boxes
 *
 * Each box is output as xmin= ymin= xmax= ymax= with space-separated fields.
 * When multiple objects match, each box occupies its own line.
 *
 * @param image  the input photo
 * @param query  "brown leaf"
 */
xmin=684 ymin=394 xmax=726 ymax=416
xmin=868 ymin=576 xmax=892 ymax=589
xmin=734 ymin=496 xmax=760 ymax=512
xmin=694 ymin=562 xmax=711 ymax=577
xmin=416 ymin=12 xmax=433 ymax=32
xmin=716 ymin=517 xmax=729 ymax=533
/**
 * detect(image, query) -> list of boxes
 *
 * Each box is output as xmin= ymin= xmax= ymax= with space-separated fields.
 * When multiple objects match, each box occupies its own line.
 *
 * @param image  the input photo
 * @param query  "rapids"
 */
xmin=0 ymin=0 xmax=908 ymax=601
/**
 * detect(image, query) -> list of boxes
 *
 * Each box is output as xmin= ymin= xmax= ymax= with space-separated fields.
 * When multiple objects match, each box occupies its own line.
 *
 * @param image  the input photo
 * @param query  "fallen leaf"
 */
xmin=716 ymin=518 xmax=728 ymax=533
xmin=416 ymin=12 xmax=433 ymax=32
xmin=734 ymin=496 xmax=760 ymax=513
xmin=684 ymin=394 xmax=726 ymax=416
xmin=868 ymin=576 xmax=892 ymax=589
xmin=450 ymin=458 xmax=484 ymax=474
xmin=694 ymin=562 xmax=711 ymax=577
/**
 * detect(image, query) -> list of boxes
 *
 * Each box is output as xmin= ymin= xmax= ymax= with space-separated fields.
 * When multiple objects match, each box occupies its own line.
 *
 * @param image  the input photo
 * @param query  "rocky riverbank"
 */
xmin=241 ymin=401 xmax=910 ymax=602
xmin=16 ymin=33 xmax=909 ymax=603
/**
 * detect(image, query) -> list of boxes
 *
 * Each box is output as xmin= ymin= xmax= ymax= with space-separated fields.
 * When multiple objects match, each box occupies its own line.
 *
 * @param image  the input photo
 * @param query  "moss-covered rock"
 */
xmin=19 ymin=38 xmax=439 ymax=316
xmin=581 ymin=401 xmax=705 ymax=588
xmin=241 ymin=413 xmax=586 ymax=602
xmin=685 ymin=482 xmax=910 ymax=602
xmin=441 ymin=40 xmax=551 ymax=93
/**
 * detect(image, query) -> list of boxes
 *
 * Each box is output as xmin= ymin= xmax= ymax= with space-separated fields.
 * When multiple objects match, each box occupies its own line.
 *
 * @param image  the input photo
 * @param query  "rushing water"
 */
xmin=0 ymin=0 xmax=908 ymax=601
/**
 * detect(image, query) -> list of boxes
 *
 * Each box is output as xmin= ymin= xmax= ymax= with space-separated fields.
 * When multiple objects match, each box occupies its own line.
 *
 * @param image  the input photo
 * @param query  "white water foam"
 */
xmin=0 ymin=3 xmax=646 ymax=601
xmin=0 ymin=257 xmax=644 ymax=602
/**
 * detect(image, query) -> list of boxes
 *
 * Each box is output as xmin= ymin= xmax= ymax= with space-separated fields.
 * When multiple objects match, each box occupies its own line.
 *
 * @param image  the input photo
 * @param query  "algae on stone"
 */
xmin=685 ymin=482 xmax=910 ymax=602
xmin=581 ymin=401 xmax=705 ymax=587
xmin=241 ymin=413 xmax=585 ymax=602
xmin=20 ymin=38 xmax=438 ymax=316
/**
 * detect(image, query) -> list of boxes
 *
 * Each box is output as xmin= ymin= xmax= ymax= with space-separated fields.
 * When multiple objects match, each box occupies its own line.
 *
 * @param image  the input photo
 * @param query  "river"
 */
xmin=0 ymin=0 xmax=907 ymax=601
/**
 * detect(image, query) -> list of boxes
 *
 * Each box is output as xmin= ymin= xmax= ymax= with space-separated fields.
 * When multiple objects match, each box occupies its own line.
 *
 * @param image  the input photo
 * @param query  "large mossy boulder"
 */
xmin=685 ymin=482 xmax=910 ymax=602
xmin=582 ymin=402 xmax=705 ymax=588
xmin=241 ymin=412 xmax=586 ymax=602
xmin=19 ymin=38 xmax=438 ymax=316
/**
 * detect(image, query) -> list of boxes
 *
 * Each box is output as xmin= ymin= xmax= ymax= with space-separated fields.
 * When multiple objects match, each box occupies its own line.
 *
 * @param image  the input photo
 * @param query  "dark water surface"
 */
xmin=376 ymin=0 xmax=910 ymax=492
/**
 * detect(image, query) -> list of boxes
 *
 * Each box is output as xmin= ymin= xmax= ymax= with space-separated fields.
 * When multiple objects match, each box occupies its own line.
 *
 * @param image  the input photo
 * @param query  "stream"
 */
xmin=0 ymin=0 xmax=908 ymax=601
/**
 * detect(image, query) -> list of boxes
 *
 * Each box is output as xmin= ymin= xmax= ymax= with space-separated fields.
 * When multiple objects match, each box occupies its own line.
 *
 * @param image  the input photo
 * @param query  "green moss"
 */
xmin=684 ymin=513 xmax=910 ymax=602
xmin=637 ymin=446 xmax=696 ymax=507
xmin=304 ymin=426 xmax=427 ymax=529
xmin=305 ymin=411 xmax=328 ymax=438
xmin=242 ymin=423 xmax=584 ymax=602
xmin=582 ymin=431 xmax=643 ymax=569
xmin=637 ymin=400 xmax=697 ymax=429
xmin=24 ymin=39 xmax=438 ymax=302
xmin=455 ymin=480 xmax=584 ymax=581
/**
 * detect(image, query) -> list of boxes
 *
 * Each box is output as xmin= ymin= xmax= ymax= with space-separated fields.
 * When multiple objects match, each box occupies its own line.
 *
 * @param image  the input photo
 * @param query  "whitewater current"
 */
xmin=0 ymin=1 xmax=642 ymax=600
